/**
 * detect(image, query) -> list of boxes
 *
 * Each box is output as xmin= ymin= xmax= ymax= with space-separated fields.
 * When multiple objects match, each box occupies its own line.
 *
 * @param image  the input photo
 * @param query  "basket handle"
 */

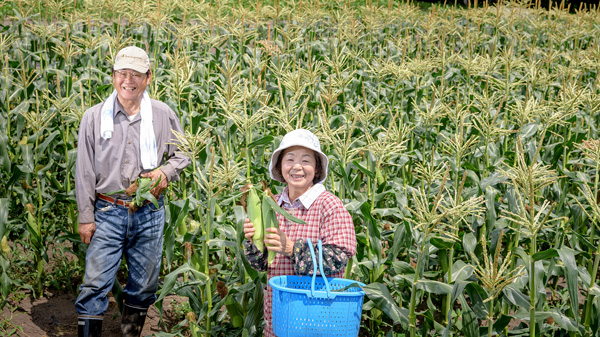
xmin=307 ymin=238 xmax=334 ymax=299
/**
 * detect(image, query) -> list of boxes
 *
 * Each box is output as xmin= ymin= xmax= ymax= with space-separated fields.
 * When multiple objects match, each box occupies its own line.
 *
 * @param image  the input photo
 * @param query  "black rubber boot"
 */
xmin=78 ymin=317 xmax=103 ymax=337
xmin=121 ymin=303 xmax=148 ymax=337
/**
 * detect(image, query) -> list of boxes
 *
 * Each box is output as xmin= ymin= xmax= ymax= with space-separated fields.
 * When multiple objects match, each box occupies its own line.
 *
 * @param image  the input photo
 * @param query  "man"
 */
xmin=74 ymin=46 xmax=190 ymax=337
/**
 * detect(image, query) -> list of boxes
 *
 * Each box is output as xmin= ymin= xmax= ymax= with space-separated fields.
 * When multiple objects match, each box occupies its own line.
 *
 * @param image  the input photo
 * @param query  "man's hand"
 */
xmin=141 ymin=169 xmax=168 ymax=199
xmin=79 ymin=222 xmax=96 ymax=245
xmin=264 ymin=227 xmax=294 ymax=257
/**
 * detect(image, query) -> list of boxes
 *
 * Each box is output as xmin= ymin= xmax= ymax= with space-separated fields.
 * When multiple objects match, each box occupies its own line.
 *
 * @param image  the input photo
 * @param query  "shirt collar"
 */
xmin=113 ymin=98 xmax=124 ymax=118
xmin=114 ymin=98 xmax=140 ymax=121
xmin=278 ymin=183 xmax=326 ymax=209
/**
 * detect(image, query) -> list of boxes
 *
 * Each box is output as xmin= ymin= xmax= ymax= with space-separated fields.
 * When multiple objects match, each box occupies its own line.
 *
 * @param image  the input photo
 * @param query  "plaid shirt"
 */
xmin=243 ymin=185 xmax=357 ymax=337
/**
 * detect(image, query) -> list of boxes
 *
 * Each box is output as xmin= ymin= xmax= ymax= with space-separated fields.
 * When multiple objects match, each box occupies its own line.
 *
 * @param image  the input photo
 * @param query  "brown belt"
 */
xmin=97 ymin=193 xmax=133 ymax=207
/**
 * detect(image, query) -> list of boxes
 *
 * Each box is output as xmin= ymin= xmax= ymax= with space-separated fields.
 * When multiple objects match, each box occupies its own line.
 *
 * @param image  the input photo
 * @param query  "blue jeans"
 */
xmin=75 ymin=196 xmax=165 ymax=316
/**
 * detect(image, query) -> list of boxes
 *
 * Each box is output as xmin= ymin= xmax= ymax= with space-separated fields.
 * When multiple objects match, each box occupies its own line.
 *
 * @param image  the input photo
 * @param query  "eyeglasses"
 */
xmin=114 ymin=70 xmax=146 ymax=80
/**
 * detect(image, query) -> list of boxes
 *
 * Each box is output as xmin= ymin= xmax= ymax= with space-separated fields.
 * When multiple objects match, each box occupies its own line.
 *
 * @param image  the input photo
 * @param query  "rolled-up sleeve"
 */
xmin=291 ymin=196 xmax=357 ymax=276
xmin=291 ymin=240 xmax=352 ymax=275
xmin=243 ymin=240 xmax=268 ymax=272
xmin=75 ymin=110 xmax=97 ymax=224
xmin=159 ymin=109 xmax=190 ymax=182
xmin=320 ymin=198 xmax=357 ymax=258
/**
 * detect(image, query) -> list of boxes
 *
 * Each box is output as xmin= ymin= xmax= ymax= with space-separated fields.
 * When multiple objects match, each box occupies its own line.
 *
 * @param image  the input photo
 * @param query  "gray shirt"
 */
xmin=75 ymin=98 xmax=190 ymax=223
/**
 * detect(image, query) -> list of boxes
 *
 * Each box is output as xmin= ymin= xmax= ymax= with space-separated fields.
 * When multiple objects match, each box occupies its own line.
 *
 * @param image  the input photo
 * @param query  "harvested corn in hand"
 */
xmin=109 ymin=176 xmax=161 ymax=213
xmin=241 ymin=181 xmax=306 ymax=265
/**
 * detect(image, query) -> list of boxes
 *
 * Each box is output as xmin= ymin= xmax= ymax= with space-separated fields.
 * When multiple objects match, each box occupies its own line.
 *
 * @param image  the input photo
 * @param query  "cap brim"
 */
xmin=114 ymin=63 xmax=149 ymax=73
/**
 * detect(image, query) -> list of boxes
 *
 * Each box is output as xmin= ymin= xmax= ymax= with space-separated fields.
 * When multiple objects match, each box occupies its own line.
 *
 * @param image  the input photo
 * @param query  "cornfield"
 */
xmin=1 ymin=0 xmax=600 ymax=336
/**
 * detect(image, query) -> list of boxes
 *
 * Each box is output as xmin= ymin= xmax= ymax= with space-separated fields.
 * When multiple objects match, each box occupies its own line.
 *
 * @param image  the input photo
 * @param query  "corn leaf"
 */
xmin=0 ymin=134 xmax=10 ymax=172
xmin=244 ymin=277 xmax=264 ymax=332
xmin=465 ymin=283 xmax=489 ymax=320
xmin=352 ymin=160 xmax=376 ymax=179
xmin=463 ymin=232 xmax=477 ymax=257
xmin=157 ymin=262 xmax=209 ymax=306
xmin=458 ymin=295 xmax=480 ymax=337
xmin=416 ymin=280 xmax=453 ymax=295
xmin=139 ymin=191 xmax=159 ymax=208
xmin=363 ymin=282 xmax=408 ymax=328
xmin=360 ymin=201 xmax=382 ymax=260
xmin=556 ymin=247 xmax=579 ymax=324
xmin=532 ymin=248 xmax=558 ymax=261
xmin=112 ymin=278 xmax=124 ymax=314
xmin=248 ymin=135 xmax=274 ymax=149
xmin=442 ymin=281 xmax=471 ymax=337
xmin=502 ymin=285 xmax=530 ymax=308
xmin=262 ymin=195 xmax=306 ymax=224
xmin=165 ymin=199 xmax=189 ymax=267
xmin=0 ymin=199 xmax=7 ymax=241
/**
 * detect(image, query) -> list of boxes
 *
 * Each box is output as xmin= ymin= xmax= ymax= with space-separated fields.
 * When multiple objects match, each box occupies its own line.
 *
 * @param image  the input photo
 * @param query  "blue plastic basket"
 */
xmin=269 ymin=239 xmax=365 ymax=337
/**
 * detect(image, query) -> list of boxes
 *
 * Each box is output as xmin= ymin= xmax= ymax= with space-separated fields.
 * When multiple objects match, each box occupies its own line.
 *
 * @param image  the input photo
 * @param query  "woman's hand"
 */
xmin=243 ymin=218 xmax=255 ymax=240
xmin=264 ymin=227 xmax=294 ymax=257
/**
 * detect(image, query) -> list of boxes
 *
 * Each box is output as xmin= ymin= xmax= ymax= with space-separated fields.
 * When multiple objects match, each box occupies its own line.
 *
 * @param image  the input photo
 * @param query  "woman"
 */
xmin=243 ymin=129 xmax=357 ymax=337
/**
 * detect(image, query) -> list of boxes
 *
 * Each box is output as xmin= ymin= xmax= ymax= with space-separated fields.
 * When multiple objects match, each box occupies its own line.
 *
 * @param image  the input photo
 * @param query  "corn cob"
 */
xmin=1 ymin=235 xmax=9 ymax=255
xmin=107 ymin=176 xmax=160 ymax=213
xmin=261 ymin=188 xmax=307 ymax=265
xmin=243 ymin=183 xmax=306 ymax=265
xmin=246 ymin=187 xmax=264 ymax=251
xmin=262 ymin=191 xmax=278 ymax=265
xmin=127 ymin=177 xmax=156 ymax=213
xmin=45 ymin=171 xmax=64 ymax=191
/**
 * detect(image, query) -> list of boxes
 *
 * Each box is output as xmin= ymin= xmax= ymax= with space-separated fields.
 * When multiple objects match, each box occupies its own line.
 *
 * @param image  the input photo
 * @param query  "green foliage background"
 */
xmin=1 ymin=0 xmax=600 ymax=336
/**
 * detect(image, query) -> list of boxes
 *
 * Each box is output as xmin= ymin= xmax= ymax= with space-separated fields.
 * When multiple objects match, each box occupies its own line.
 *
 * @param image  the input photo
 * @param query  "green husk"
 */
xmin=247 ymin=187 xmax=264 ymax=251
xmin=243 ymin=183 xmax=306 ymax=265
xmin=107 ymin=176 xmax=160 ymax=213
xmin=261 ymin=189 xmax=305 ymax=265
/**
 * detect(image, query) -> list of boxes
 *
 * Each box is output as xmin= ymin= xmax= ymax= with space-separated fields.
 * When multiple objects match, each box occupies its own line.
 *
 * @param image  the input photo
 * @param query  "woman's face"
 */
xmin=280 ymin=146 xmax=316 ymax=196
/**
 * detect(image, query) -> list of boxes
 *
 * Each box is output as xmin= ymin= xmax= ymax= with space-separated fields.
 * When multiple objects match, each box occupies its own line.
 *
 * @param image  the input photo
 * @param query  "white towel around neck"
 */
xmin=100 ymin=90 xmax=157 ymax=170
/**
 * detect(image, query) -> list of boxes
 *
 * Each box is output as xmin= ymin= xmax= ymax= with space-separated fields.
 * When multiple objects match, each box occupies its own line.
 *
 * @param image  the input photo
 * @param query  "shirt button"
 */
xmin=128 ymin=141 xmax=131 ymax=144
xmin=125 ymin=160 xmax=129 ymax=164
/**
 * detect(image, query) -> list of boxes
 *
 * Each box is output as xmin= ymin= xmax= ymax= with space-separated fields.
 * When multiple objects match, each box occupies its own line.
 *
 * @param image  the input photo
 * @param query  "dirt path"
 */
xmin=2 ymin=292 xmax=185 ymax=337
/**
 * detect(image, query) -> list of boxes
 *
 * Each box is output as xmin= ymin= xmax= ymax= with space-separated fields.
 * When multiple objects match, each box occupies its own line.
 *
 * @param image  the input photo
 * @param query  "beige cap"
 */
xmin=114 ymin=46 xmax=150 ymax=73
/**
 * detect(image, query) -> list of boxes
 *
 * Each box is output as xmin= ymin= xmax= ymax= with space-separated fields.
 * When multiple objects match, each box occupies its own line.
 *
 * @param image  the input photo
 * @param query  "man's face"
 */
xmin=113 ymin=69 xmax=151 ymax=104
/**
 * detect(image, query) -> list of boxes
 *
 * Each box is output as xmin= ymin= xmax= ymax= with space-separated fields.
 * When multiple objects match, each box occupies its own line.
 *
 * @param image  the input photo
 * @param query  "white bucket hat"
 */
xmin=269 ymin=129 xmax=329 ymax=184
xmin=114 ymin=46 xmax=150 ymax=73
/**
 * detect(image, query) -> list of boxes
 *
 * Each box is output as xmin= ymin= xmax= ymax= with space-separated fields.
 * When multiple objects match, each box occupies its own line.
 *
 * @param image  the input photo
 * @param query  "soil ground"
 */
xmin=1 ymin=242 xmax=187 ymax=337
xmin=1 ymin=292 xmax=185 ymax=337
